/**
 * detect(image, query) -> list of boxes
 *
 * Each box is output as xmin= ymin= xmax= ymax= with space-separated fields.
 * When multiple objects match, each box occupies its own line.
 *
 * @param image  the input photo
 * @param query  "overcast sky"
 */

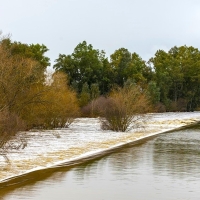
xmin=1 ymin=0 xmax=200 ymax=69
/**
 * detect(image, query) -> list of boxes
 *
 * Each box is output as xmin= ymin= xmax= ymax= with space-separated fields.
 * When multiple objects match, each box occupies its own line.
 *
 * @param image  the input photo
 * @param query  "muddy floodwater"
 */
xmin=1 ymin=123 xmax=200 ymax=200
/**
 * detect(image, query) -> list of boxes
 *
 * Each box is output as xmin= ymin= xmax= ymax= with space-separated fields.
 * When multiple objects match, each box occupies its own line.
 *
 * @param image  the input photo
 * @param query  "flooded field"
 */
xmin=1 ymin=122 xmax=200 ymax=199
xmin=0 ymin=112 xmax=200 ymax=199
xmin=1 ymin=112 xmax=200 ymax=183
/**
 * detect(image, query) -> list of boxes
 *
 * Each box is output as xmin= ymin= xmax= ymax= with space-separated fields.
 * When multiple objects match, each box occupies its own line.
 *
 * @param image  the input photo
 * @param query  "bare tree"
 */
xmin=0 ymin=110 xmax=27 ymax=162
xmin=100 ymin=85 xmax=152 ymax=132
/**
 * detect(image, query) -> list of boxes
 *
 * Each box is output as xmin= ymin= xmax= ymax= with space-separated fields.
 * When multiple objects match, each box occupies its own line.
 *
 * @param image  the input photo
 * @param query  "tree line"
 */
xmin=54 ymin=41 xmax=200 ymax=112
xmin=1 ymin=34 xmax=200 ymax=161
xmin=1 ymin=36 xmax=200 ymax=134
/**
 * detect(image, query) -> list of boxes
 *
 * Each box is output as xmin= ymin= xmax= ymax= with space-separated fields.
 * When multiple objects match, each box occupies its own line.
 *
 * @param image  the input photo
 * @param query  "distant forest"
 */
xmin=1 ymin=36 xmax=200 ymax=114
xmin=54 ymin=41 xmax=200 ymax=112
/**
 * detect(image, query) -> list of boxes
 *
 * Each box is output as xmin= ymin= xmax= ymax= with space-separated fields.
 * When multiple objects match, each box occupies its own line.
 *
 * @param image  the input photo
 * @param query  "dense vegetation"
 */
xmin=54 ymin=41 xmax=200 ymax=112
xmin=1 ymin=34 xmax=200 ymax=138
xmin=0 ymin=35 xmax=79 ymax=160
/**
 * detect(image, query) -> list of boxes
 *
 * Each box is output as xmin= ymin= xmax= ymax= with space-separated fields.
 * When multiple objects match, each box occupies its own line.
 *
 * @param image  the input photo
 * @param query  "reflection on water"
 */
xmin=1 ymin=124 xmax=200 ymax=200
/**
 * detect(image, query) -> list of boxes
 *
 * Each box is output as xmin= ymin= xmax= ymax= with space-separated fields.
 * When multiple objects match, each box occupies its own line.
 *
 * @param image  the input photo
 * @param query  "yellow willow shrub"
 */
xmin=100 ymin=85 xmax=153 ymax=132
xmin=0 ymin=43 xmax=47 ymax=112
xmin=0 ymin=42 xmax=45 ymax=160
xmin=48 ymin=72 xmax=80 ymax=128
xmin=0 ymin=42 xmax=79 ymax=131
xmin=0 ymin=44 xmax=42 ymax=129
xmin=23 ymin=72 xmax=80 ymax=129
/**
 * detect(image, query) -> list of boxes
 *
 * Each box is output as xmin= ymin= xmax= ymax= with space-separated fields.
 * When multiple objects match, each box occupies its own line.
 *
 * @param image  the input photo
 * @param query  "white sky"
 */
xmin=1 ymin=0 xmax=200 ymax=69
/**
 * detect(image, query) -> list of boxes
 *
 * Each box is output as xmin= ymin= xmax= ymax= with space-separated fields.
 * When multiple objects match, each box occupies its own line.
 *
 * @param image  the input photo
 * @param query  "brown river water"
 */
xmin=0 ymin=123 xmax=200 ymax=200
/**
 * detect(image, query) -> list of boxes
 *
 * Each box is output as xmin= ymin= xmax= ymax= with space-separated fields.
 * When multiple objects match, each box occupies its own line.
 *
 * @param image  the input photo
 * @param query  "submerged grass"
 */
xmin=0 ymin=115 xmax=200 ymax=183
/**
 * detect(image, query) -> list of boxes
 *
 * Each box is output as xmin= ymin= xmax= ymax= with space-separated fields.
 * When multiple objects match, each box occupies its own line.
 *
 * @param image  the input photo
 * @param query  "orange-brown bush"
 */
xmin=81 ymin=96 xmax=108 ymax=117
xmin=0 ymin=36 xmax=79 ymax=161
xmin=0 ymin=37 xmax=40 ymax=161
xmin=100 ymin=85 xmax=152 ymax=132
xmin=24 ymin=72 xmax=80 ymax=129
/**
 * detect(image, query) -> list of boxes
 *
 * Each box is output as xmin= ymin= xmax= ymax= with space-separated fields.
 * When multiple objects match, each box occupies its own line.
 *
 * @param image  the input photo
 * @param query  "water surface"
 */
xmin=1 ymin=124 xmax=200 ymax=200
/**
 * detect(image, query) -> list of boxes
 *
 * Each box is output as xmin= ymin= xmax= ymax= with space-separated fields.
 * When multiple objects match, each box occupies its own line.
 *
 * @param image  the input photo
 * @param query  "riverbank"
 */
xmin=1 ymin=112 xmax=200 ymax=184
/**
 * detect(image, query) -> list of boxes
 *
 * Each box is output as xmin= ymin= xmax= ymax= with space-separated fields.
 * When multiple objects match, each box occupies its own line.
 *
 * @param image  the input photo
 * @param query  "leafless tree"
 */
xmin=100 ymin=85 xmax=152 ymax=132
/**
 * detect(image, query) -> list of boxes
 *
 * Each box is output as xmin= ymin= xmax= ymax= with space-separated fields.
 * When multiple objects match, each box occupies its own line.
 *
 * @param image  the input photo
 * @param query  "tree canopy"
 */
xmin=149 ymin=45 xmax=200 ymax=111
xmin=2 ymin=34 xmax=200 ymax=114
xmin=54 ymin=41 xmax=106 ymax=93
xmin=54 ymin=42 xmax=152 ymax=97
xmin=54 ymin=41 xmax=200 ymax=111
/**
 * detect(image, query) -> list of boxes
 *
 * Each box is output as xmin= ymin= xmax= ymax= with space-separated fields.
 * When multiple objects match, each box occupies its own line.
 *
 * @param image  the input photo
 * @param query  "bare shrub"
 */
xmin=168 ymin=98 xmax=187 ymax=112
xmin=154 ymin=102 xmax=166 ymax=112
xmin=81 ymin=96 xmax=108 ymax=117
xmin=24 ymin=72 xmax=80 ymax=129
xmin=0 ymin=110 xmax=27 ymax=162
xmin=100 ymin=85 xmax=152 ymax=132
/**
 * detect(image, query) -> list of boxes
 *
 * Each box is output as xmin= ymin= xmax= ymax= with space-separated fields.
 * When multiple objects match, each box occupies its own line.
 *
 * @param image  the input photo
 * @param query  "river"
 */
xmin=0 ymin=123 xmax=200 ymax=200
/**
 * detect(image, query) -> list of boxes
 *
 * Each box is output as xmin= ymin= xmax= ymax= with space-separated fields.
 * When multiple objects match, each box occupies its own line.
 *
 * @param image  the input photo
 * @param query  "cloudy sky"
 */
xmin=1 ymin=0 xmax=200 ymax=69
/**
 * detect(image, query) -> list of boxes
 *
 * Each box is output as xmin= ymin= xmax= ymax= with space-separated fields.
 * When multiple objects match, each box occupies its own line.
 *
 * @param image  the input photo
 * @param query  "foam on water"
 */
xmin=0 ymin=112 xmax=200 ymax=183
